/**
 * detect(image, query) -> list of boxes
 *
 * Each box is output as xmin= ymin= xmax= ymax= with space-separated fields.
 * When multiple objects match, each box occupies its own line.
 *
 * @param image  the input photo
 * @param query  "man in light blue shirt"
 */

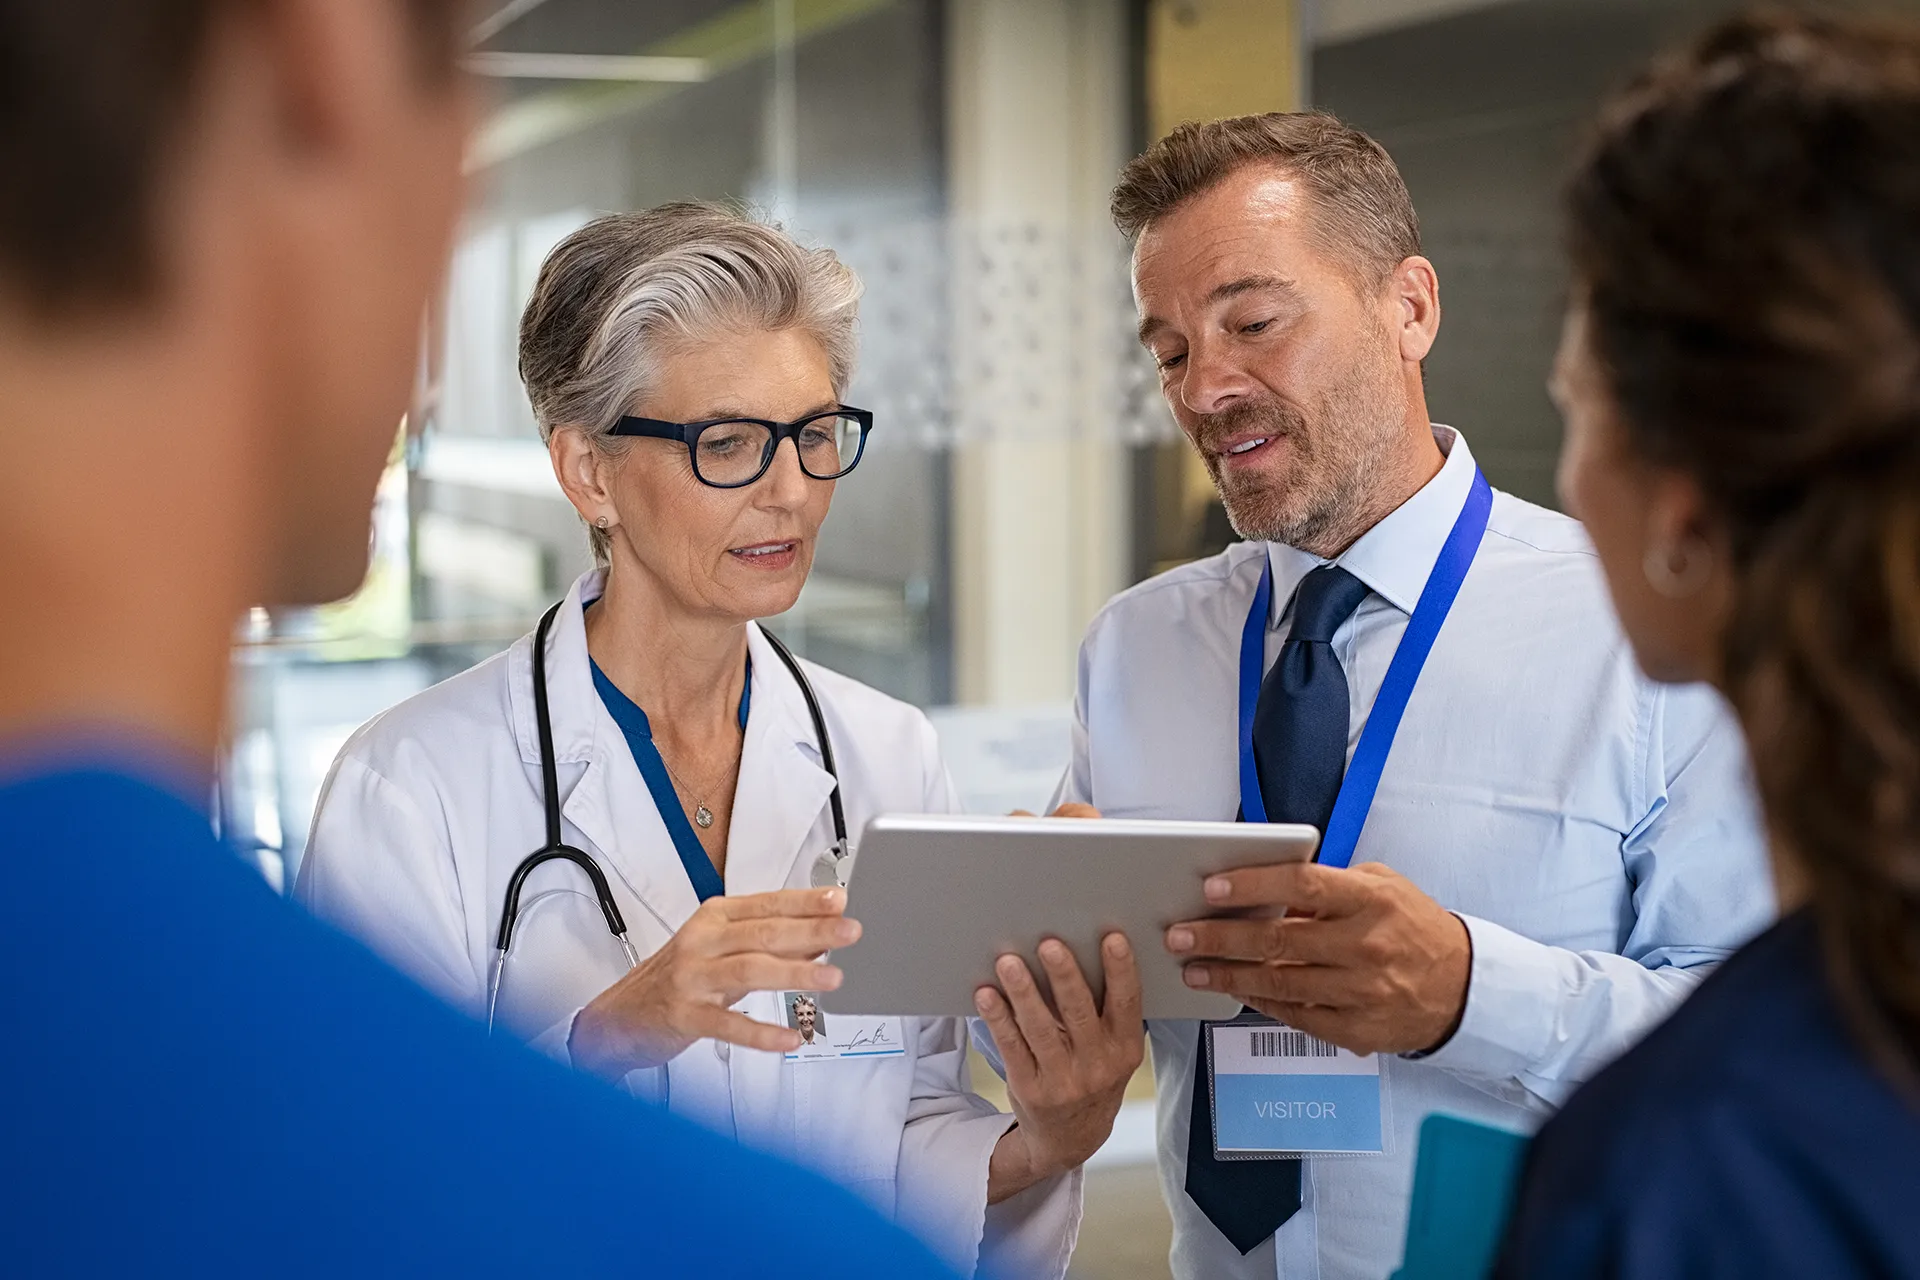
xmin=1066 ymin=113 xmax=1772 ymax=1279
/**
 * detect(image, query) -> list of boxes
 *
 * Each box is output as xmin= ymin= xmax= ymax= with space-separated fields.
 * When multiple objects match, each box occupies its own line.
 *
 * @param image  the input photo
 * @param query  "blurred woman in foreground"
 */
xmin=1497 ymin=12 xmax=1920 ymax=1277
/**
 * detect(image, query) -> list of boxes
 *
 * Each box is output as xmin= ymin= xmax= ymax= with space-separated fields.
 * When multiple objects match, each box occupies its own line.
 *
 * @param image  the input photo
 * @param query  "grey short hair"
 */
xmin=518 ymin=202 xmax=864 ymax=562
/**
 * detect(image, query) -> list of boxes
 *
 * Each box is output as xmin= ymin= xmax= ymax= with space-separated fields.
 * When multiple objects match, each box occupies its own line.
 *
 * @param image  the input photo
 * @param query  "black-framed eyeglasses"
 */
xmin=610 ymin=407 xmax=873 ymax=489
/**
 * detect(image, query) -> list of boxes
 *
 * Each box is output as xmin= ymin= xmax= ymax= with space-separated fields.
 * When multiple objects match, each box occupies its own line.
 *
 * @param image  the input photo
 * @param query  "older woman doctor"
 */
xmin=297 ymin=205 xmax=1141 ymax=1277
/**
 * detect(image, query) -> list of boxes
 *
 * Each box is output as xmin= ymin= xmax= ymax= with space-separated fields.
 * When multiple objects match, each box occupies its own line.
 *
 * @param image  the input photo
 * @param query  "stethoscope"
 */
xmin=485 ymin=599 xmax=851 ymax=1032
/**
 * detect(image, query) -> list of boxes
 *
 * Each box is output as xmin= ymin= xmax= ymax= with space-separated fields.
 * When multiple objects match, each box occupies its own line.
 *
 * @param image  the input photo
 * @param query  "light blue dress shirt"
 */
xmin=1052 ymin=427 xmax=1773 ymax=1280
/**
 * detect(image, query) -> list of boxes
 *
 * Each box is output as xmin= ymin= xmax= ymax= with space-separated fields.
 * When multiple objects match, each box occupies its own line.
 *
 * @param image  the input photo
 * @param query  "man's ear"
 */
xmin=1389 ymin=255 xmax=1441 ymax=364
xmin=550 ymin=428 xmax=616 ymax=527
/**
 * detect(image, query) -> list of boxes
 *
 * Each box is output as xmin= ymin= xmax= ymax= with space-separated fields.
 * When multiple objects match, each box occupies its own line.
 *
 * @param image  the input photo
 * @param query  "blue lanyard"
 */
xmin=1238 ymin=468 xmax=1492 ymax=867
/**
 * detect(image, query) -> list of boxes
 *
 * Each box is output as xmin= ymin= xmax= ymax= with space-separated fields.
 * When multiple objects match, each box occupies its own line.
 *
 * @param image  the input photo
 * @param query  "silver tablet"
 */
xmin=824 ymin=813 xmax=1320 ymax=1021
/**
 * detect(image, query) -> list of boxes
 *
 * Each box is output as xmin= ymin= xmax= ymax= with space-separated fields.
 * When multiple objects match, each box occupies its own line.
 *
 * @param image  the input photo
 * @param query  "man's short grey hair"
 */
xmin=1110 ymin=112 xmax=1420 ymax=288
xmin=518 ymin=202 xmax=864 ymax=562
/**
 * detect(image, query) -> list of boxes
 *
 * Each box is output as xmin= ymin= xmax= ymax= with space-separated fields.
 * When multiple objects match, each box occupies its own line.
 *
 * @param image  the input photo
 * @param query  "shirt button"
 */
xmin=714 ymin=1040 xmax=730 ymax=1062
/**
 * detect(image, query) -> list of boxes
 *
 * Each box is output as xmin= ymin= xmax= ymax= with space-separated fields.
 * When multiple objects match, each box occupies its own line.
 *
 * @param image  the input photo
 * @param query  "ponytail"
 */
xmin=1567 ymin=10 xmax=1920 ymax=1076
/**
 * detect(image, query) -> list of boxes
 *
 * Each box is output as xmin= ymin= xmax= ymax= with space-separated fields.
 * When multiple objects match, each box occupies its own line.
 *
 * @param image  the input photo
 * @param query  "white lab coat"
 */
xmin=297 ymin=569 xmax=1081 ymax=1278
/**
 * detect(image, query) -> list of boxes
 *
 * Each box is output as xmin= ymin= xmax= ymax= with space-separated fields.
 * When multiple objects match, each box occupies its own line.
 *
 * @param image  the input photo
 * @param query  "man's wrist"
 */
xmin=1403 ymin=912 xmax=1570 ymax=1078
xmin=1405 ymin=911 xmax=1474 ymax=1059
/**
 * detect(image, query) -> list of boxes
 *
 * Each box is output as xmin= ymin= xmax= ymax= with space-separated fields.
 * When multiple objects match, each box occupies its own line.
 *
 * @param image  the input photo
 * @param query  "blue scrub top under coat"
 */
xmin=589 ymin=655 xmax=749 ymax=904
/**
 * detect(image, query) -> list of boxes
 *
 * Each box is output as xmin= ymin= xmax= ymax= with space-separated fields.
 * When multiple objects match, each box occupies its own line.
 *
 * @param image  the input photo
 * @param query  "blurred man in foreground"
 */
xmin=0 ymin=2 xmax=952 ymax=1274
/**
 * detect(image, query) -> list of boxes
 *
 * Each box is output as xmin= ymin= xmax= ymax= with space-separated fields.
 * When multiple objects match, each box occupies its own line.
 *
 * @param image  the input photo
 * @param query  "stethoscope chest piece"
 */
xmin=809 ymin=840 xmax=854 ymax=890
xmin=489 ymin=599 xmax=850 ymax=1033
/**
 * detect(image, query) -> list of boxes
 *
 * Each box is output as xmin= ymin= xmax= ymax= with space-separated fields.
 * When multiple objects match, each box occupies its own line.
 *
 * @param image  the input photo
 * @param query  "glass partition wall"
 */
xmin=226 ymin=0 xmax=960 ymax=884
xmin=227 ymin=0 xmax=1172 ymax=888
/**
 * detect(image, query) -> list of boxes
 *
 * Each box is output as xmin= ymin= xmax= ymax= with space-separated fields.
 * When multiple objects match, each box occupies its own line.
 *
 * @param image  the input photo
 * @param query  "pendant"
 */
xmin=694 ymin=805 xmax=715 ymax=829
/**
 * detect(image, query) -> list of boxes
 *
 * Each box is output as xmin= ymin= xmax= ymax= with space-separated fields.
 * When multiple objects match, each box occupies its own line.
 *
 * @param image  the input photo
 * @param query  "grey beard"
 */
xmin=1218 ymin=444 xmax=1383 ymax=556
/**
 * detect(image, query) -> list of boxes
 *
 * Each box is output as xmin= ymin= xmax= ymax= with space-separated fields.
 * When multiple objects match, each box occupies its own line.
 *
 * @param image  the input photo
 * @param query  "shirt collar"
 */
xmin=1267 ymin=424 xmax=1477 ymax=625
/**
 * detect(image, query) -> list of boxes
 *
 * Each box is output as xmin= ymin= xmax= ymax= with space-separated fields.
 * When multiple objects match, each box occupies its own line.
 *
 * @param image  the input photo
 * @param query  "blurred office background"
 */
xmin=221 ymin=1 xmax=1918 ymax=1276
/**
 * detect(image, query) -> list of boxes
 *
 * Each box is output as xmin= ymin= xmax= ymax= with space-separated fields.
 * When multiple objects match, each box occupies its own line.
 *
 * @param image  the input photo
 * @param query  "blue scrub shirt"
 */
xmin=0 ymin=751 xmax=953 ymax=1277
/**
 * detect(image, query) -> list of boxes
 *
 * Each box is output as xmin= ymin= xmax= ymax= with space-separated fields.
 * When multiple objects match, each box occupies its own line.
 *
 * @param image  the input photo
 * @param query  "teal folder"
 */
xmin=1390 ymin=1113 xmax=1531 ymax=1280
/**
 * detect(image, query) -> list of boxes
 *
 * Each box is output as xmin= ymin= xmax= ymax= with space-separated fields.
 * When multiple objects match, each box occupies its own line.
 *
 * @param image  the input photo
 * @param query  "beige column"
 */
xmin=1141 ymin=0 xmax=1303 ymax=573
xmin=946 ymin=0 xmax=1132 ymax=706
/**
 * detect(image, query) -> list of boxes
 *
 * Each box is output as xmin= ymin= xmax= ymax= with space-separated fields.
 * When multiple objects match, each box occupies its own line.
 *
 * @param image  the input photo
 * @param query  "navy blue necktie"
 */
xmin=1185 ymin=564 xmax=1371 ymax=1255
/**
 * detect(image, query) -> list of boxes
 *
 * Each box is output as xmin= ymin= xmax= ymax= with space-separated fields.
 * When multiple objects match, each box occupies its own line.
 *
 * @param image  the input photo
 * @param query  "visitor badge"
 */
xmin=779 ymin=992 xmax=905 ymax=1064
xmin=1207 ymin=1021 xmax=1386 ymax=1157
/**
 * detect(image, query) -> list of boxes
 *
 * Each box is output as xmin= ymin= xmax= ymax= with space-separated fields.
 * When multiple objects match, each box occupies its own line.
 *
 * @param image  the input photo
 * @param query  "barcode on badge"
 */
xmin=1249 ymin=1029 xmax=1338 ymax=1059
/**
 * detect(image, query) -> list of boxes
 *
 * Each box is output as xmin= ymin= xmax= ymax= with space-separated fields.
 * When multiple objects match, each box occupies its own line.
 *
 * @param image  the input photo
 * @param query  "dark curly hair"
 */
xmin=1567 ymin=9 xmax=1920 ymax=1079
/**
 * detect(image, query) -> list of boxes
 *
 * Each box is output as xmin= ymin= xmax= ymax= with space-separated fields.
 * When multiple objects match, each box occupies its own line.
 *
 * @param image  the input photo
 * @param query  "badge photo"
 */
xmin=780 ymin=992 xmax=906 ymax=1064
xmin=786 ymin=991 xmax=828 ymax=1047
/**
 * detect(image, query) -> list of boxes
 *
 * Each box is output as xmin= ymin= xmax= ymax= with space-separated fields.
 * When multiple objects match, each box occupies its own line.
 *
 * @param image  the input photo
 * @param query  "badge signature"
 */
xmin=844 ymin=1023 xmax=896 ymax=1050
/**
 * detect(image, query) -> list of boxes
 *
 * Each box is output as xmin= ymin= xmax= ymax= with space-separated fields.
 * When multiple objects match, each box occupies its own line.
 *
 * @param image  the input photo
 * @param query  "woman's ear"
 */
xmin=549 ymin=428 xmax=616 ymax=528
xmin=1645 ymin=470 xmax=1715 ymax=565
xmin=1640 ymin=467 xmax=1735 ymax=683
xmin=1642 ymin=468 xmax=1731 ymax=611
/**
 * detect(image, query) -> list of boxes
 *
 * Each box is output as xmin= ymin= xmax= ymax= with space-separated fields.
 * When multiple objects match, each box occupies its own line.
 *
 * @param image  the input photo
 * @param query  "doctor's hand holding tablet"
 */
xmin=970 ymin=802 xmax=1147 ymax=1192
xmin=568 ymin=886 xmax=858 ymax=1075
xmin=974 ymin=930 xmax=1145 ymax=1190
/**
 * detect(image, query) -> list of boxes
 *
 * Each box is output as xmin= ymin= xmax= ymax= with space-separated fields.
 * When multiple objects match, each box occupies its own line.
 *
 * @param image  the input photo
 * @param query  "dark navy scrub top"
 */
xmin=1495 ymin=910 xmax=1920 ymax=1279
xmin=589 ymin=657 xmax=748 ymax=904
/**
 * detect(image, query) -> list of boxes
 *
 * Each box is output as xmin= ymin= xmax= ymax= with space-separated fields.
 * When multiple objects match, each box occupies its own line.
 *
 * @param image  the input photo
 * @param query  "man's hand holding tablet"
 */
xmin=1165 ymin=860 xmax=1473 ymax=1056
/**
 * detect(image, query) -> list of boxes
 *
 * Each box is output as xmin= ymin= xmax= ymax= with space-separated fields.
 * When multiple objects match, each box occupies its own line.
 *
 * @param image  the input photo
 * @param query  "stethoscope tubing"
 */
xmin=485 ymin=599 xmax=846 ymax=1032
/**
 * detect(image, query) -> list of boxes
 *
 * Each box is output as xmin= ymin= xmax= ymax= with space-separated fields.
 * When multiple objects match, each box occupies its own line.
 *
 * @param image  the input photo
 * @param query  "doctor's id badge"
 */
xmin=1207 ymin=1022 xmax=1387 ymax=1158
xmin=780 ymin=992 xmax=905 ymax=1064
